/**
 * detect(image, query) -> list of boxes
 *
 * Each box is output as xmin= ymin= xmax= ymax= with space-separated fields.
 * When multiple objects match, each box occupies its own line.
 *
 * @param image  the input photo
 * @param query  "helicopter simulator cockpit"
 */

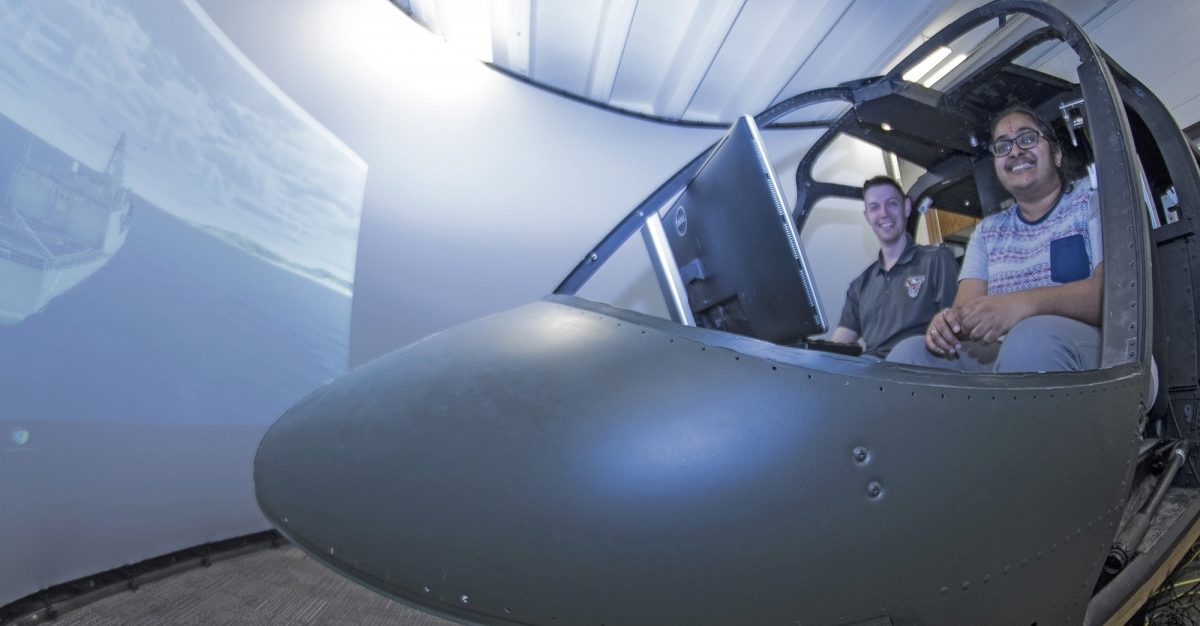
xmin=255 ymin=1 xmax=1200 ymax=624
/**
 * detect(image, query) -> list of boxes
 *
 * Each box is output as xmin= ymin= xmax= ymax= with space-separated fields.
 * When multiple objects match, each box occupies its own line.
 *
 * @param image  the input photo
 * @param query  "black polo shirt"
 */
xmin=839 ymin=238 xmax=959 ymax=358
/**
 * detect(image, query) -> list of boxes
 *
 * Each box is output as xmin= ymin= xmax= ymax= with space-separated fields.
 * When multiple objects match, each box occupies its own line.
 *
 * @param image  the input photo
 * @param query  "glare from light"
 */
xmin=880 ymin=122 xmax=892 ymax=132
xmin=902 ymin=46 xmax=951 ymax=83
xmin=922 ymin=53 xmax=968 ymax=88
xmin=439 ymin=0 xmax=494 ymax=64
xmin=310 ymin=0 xmax=493 ymax=101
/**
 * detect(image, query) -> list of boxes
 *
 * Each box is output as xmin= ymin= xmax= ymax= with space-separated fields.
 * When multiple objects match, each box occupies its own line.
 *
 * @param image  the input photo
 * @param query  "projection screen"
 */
xmin=0 ymin=0 xmax=365 ymax=605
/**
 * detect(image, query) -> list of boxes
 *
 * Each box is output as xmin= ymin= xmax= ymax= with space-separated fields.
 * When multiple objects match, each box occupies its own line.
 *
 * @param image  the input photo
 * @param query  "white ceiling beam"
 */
xmin=490 ymin=0 xmax=531 ymax=75
xmin=528 ymin=0 xmax=607 ymax=95
xmin=585 ymin=0 xmax=637 ymax=102
xmin=607 ymin=0 xmax=732 ymax=117
xmin=652 ymin=0 xmax=743 ymax=119
xmin=686 ymin=0 xmax=853 ymax=123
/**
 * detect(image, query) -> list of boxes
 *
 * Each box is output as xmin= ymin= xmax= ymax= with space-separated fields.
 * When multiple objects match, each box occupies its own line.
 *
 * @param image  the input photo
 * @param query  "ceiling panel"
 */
xmin=684 ymin=0 xmax=854 ymax=122
xmin=648 ymin=0 xmax=744 ymax=119
xmin=583 ymin=0 xmax=637 ymax=101
xmin=490 ymin=0 xmax=531 ymax=75
xmin=528 ymin=1 xmax=607 ymax=96
xmin=395 ymin=0 xmax=1138 ymax=125
xmin=606 ymin=0 xmax=742 ymax=118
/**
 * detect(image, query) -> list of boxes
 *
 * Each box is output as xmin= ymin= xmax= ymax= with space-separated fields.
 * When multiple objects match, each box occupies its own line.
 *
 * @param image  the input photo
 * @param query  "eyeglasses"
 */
xmin=989 ymin=129 xmax=1043 ymax=157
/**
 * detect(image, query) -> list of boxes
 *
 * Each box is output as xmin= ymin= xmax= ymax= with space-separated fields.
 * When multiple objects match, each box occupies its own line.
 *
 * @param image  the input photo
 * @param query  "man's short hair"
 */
xmin=862 ymin=175 xmax=904 ymax=200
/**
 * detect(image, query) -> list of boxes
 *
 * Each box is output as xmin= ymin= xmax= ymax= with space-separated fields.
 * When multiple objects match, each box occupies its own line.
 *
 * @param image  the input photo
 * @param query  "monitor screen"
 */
xmin=662 ymin=115 xmax=826 ymax=344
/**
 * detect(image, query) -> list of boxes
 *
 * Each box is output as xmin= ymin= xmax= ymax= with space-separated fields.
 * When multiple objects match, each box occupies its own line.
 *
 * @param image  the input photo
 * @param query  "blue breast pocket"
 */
xmin=1050 ymin=234 xmax=1090 ymax=283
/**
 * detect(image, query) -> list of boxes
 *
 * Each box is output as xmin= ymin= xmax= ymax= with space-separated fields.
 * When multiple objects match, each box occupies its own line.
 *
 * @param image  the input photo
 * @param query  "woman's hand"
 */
xmin=956 ymin=292 xmax=1035 ymax=345
xmin=925 ymin=307 xmax=963 ymax=356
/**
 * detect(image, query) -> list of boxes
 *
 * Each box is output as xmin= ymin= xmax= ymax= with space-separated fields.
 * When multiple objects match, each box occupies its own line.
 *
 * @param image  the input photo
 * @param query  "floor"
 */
xmin=1134 ymin=542 xmax=1200 ymax=625
xmin=27 ymin=541 xmax=1200 ymax=625
xmin=44 ymin=546 xmax=453 ymax=626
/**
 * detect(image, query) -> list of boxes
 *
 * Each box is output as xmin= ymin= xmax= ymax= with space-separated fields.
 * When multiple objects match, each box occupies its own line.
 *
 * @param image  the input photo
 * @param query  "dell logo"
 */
xmin=674 ymin=205 xmax=687 ymax=236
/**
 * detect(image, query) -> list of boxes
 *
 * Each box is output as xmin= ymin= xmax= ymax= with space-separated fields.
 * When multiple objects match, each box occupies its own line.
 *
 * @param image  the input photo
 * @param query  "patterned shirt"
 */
xmin=960 ymin=179 xmax=1102 ymax=294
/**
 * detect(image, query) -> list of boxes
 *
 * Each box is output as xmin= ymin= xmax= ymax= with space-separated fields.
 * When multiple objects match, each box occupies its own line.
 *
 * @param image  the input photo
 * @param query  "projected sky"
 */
xmin=0 ymin=0 xmax=365 ymax=291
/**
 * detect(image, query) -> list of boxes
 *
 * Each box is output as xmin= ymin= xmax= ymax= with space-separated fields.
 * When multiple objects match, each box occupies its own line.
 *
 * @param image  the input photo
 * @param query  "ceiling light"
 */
xmin=902 ymin=46 xmax=951 ymax=83
xmin=922 ymin=53 xmax=968 ymax=88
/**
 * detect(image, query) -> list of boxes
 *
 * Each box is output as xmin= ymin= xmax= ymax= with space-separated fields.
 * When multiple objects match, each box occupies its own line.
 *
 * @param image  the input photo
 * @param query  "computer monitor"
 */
xmin=662 ymin=115 xmax=826 ymax=344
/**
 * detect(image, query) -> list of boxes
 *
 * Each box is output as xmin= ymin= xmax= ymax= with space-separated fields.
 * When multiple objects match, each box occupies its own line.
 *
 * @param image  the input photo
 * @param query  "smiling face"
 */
xmin=863 ymin=182 xmax=911 ymax=246
xmin=992 ymin=111 xmax=1063 ymax=203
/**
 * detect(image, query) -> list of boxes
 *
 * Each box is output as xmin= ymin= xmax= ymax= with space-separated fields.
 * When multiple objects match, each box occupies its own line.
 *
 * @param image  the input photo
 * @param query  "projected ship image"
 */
xmin=0 ymin=135 xmax=132 ymax=324
xmin=255 ymin=1 xmax=1200 ymax=624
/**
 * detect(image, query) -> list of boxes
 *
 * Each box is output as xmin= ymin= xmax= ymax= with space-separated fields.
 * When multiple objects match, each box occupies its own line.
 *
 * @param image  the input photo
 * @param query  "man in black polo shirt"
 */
xmin=828 ymin=176 xmax=958 ymax=358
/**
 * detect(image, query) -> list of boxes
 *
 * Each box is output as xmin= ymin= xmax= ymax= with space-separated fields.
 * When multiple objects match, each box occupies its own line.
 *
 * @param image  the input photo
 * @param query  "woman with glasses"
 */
xmin=887 ymin=102 xmax=1103 ymax=372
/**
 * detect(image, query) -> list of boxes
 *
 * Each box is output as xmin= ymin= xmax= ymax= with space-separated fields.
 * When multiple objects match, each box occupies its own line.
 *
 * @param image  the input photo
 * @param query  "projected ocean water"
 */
xmin=0 ymin=118 xmax=348 ymax=427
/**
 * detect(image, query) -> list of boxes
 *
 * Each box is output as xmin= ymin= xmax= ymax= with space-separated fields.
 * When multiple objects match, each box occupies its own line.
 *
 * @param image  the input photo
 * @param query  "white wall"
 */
xmin=1036 ymin=0 xmax=1200 ymax=127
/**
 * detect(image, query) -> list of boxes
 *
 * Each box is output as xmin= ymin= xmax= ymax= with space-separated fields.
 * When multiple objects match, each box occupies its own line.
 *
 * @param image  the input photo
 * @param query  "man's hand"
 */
xmin=956 ymin=292 xmax=1036 ymax=344
xmin=925 ymin=308 xmax=963 ymax=356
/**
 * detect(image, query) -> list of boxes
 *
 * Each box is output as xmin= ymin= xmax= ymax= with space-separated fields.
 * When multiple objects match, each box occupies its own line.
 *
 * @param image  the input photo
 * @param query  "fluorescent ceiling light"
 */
xmin=902 ymin=46 xmax=951 ymax=83
xmin=922 ymin=53 xmax=968 ymax=88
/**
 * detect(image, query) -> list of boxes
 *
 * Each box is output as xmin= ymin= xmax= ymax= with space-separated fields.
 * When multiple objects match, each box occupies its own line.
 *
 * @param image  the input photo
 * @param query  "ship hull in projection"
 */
xmin=0 ymin=137 xmax=132 ymax=324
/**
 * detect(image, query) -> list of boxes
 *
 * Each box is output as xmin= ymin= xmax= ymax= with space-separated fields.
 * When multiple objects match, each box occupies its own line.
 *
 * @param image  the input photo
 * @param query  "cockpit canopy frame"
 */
xmin=555 ymin=0 xmax=1198 ymax=376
